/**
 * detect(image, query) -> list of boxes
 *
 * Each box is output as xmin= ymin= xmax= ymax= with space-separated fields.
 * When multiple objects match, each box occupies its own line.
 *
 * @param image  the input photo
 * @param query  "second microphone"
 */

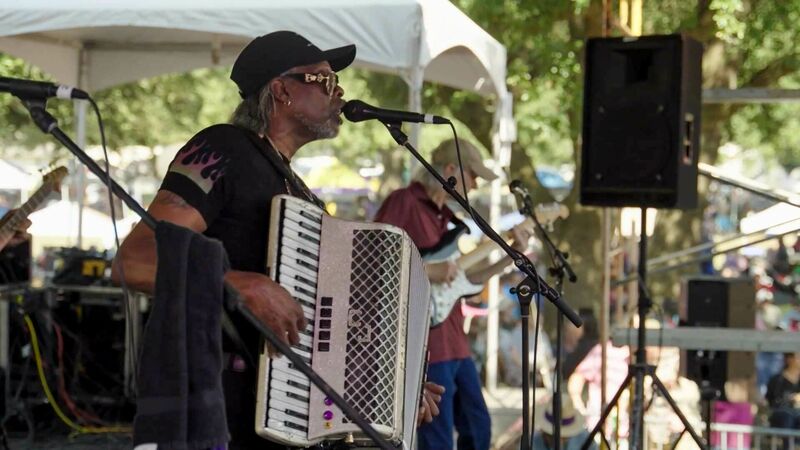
xmin=342 ymin=99 xmax=450 ymax=125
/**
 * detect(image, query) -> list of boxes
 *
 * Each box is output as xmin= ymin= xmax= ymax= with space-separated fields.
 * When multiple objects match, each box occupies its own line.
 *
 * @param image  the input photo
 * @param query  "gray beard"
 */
xmin=293 ymin=111 xmax=337 ymax=140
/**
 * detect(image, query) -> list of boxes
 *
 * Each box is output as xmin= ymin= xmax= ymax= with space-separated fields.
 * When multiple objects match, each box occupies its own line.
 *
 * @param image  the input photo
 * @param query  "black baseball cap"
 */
xmin=231 ymin=31 xmax=356 ymax=98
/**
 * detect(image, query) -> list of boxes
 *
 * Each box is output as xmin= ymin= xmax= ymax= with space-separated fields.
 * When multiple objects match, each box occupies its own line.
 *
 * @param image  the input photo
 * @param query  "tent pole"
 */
xmin=75 ymin=47 xmax=89 ymax=248
xmin=75 ymin=99 xmax=86 ymax=248
xmin=404 ymin=66 xmax=424 ymax=184
xmin=600 ymin=209 xmax=612 ymax=413
xmin=486 ymin=91 xmax=515 ymax=393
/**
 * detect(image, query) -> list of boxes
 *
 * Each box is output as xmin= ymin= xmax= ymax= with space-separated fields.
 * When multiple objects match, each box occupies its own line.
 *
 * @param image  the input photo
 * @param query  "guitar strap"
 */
xmin=418 ymin=216 xmax=469 ymax=258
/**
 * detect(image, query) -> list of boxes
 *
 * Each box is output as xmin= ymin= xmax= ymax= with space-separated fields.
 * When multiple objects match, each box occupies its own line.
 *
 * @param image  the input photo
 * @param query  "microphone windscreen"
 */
xmin=342 ymin=99 xmax=369 ymax=122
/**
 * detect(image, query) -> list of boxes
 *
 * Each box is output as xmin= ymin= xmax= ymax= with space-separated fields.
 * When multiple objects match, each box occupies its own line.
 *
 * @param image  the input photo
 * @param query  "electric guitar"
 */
xmin=0 ymin=166 xmax=68 ymax=243
xmin=424 ymin=203 xmax=569 ymax=326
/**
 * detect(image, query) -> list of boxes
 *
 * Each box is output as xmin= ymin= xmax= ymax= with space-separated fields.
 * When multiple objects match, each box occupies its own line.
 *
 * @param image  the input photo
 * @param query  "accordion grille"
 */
xmin=343 ymin=229 xmax=403 ymax=426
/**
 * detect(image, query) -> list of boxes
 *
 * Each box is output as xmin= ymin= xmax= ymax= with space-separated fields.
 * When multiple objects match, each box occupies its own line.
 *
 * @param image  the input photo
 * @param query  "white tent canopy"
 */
xmin=0 ymin=0 xmax=508 ymax=99
xmin=740 ymin=202 xmax=800 ymax=236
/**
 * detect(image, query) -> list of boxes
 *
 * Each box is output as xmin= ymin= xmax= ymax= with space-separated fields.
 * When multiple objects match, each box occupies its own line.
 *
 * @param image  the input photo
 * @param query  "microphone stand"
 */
xmin=379 ymin=120 xmax=582 ymax=450
xmin=17 ymin=97 xmax=398 ymax=450
xmin=516 ymin=189 xmax=578 ymax=450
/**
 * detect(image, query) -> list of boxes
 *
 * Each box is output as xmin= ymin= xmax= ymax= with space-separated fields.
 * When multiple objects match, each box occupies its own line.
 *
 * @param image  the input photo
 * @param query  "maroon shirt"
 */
xmin=374 ymin=182 xmax=471 ymax=363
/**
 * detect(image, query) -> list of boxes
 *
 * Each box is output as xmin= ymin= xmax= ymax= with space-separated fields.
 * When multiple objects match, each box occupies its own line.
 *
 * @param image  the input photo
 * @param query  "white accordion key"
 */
xmin=270 ymin=394 xmax=309 ymax=414
xmin=270 ymin=379 xmax=310 ymax=401
xmin=268 ymin=408 xmax=310 ymax=430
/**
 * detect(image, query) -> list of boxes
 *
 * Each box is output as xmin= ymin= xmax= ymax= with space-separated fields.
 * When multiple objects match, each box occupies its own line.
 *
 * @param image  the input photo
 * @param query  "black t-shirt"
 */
xmin=162 ymin=124 xmax=296 ymax=357
xmin=162 ymin=123 xmax=286 ymax=273
xmin=160 ymin=124 xmax=322 ymax=448
xmin=162 ymin=123 xmax=325 ymax=348
xmin=766 ymin=372 xmax=800 ymax=410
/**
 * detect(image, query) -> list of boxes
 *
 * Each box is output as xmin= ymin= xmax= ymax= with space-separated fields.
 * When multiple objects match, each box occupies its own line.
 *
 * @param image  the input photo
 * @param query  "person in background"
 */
xmin=780 ymin=298 xmax=800 ymax=332
xmin=644 ymin=345 xmax=701 ymax=450
xmin=374 ymin=138 xmax=531 ymax=450
xmin=765 ymin=351 xmax=800 ymax=430
xmin=567 ymin=334 xmax=630 ymax=435
xmin=531 ymin=394 xmax=597 ymax=450
xmin=563 ymin=309 xmax=599 ymax=380
xmin=756 ymin=290 xmax=785 ymax=396
xmin=772 ymin=236 xmax=791 ymax=277
xmin=498 ymin=297 xmax=553 ymax=389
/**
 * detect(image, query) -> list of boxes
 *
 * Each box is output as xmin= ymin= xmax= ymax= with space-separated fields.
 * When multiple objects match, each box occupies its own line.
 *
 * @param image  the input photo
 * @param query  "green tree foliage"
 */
xmin=439 ymin=0 xmax=800 ymax=311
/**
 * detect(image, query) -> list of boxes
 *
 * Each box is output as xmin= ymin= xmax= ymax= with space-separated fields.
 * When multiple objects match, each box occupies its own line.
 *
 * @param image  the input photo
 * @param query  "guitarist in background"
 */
xmin=0 ymin=210 xmax=32 ymax=252
xmin=375 ymin=138 xmax=531 ymax=450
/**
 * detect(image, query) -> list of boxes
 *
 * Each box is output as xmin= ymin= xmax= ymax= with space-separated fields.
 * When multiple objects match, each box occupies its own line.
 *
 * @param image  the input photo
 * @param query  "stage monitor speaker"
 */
xmin=580 ymin=34 xmax=702 ymax=209
xmin=680 ymin=276 xmax=755 ymax=401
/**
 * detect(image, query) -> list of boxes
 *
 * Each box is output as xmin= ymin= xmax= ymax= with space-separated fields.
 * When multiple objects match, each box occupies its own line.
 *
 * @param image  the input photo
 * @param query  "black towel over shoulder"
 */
xmin=133 ymin=222 xmax=230 ymax=450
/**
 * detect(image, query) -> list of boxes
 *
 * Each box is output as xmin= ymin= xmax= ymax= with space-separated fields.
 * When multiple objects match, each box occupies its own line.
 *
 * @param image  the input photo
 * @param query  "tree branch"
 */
xmin=744 ymin=53 xmax=800 ymax=87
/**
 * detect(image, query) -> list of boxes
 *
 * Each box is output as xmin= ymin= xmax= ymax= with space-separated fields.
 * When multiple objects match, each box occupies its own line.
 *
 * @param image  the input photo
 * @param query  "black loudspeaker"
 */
xmin=680 ymin=276 xmax=755 ymax=400
xmin=580 ymin=34 xmax=703 ymax=209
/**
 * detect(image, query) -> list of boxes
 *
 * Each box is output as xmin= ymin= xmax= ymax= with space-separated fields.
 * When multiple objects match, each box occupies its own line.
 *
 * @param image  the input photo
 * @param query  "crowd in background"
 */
xmin=461 ymin=226 xmax=800 ymax=445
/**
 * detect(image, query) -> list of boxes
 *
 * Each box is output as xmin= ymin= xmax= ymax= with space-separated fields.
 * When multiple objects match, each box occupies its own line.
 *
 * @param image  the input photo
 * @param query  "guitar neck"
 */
xmin=0 ymin=184 xmax=51 ymax=237
xmin=456 ymin=231 xmax=515 ymax=270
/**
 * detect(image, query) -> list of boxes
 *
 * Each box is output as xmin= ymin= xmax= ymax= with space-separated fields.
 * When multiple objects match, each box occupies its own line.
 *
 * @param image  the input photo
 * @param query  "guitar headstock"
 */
xmin=534 ymin=202 xmax=569 ymax=225
xmin=516 ymin=203 xmax=569 ymax=233
xmin=42 ymin=166 xmax=68 ymax=193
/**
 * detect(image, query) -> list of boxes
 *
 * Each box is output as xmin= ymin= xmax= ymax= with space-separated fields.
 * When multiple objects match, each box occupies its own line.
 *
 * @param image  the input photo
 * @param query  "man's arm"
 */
xmin=112 ymin=190 xmax=202 ymax=292
xmin=567 ymin=372 xmax=588 ymax=415
xmin=111 ymin=190 xmax=305 ymax=350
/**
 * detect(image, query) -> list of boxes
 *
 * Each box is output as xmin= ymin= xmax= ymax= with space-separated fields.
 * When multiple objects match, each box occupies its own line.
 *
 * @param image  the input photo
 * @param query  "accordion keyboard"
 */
xmin=264 ymin=197 xmax=323 ymax=439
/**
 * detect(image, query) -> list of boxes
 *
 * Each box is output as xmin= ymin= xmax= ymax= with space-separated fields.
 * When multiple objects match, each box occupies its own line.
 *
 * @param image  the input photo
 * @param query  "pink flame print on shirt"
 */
xmin=168 ymin=139 xmax=230 ymax=194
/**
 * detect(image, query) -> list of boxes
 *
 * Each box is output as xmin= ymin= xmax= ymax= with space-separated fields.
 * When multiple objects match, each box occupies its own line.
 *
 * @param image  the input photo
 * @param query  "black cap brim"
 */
xmin=322 ymin=44 xmax=357 ymax=72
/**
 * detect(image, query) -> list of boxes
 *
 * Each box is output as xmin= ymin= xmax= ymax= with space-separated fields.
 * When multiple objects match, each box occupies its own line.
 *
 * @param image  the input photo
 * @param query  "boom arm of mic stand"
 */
xmin=21 ymin=100 xmax=398 ymax=450
xmin=381 ymin=120 xmax=582 ymax=328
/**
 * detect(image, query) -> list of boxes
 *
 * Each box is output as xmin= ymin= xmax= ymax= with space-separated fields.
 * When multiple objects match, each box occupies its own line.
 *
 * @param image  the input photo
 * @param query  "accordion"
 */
xmin=256 ymin=195 xmax=431 ymax=448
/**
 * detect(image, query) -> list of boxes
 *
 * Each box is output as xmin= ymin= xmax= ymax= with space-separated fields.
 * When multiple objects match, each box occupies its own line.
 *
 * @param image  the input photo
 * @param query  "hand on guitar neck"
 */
xmin=0 ymin=210 xmax=32 ymax=251
xmin=0 ymin=166 xmax=67 ymax=252
xmin=424 ymin=202 xmax=566 ymax=326
xmin=427 ymin=222 xmax=533 ymax=286
xmin=425 ymin=223 xmax=534 ymax=325
xmin=462 ymin=222 xmax=532 ymax=285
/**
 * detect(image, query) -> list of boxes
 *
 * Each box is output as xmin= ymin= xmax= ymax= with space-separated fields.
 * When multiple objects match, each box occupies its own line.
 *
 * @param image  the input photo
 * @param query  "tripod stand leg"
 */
xmin=670 ymin=429 xmax=687 ymax=450
xmin=649 ymin=373 xmax=707 ymax=450
xmin=704 ymin=396 xmax=712 ymax=445
xmin=580 ymin=371 xmax=634 ymax=450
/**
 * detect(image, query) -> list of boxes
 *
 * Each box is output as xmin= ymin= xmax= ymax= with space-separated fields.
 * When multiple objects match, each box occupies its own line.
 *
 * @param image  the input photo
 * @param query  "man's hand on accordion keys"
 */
xmin=223 ymin=270 xmax=307 ymax=355
xmin=417 ymin=382 xmax=446 ymax=425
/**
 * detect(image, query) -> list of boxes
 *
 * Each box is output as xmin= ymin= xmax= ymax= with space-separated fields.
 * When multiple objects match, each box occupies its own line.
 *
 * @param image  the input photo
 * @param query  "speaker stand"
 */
xmin=580 ymin=208 xmax=706 ymax=450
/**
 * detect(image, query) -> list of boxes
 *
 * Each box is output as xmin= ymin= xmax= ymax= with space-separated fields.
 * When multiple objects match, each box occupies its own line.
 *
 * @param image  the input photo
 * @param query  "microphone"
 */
xmin=342 ymin=99 xmax=450 ymax=124
xmin=0 ymin=76 xmax=89 ymax=100
xmin=510 ymin=179 xmax=533 ymax=211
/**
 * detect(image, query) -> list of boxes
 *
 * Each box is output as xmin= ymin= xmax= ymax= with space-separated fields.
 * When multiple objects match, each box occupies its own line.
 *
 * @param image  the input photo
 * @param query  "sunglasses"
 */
xmin=282 ymin=72 xmax=339 ymax=97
